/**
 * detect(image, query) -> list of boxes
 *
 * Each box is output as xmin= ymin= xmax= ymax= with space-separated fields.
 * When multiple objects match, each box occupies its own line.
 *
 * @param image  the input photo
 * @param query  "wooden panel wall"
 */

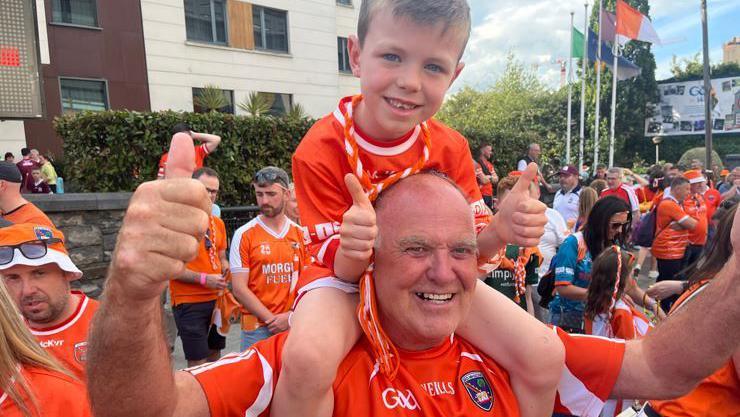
xmin=228 ymin=0 xmax=254 ymax=50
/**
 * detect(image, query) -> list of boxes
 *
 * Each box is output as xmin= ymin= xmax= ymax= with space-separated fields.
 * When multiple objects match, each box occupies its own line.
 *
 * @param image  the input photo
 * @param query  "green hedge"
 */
xmin=54 ymin=110 xmax=315 ymax=206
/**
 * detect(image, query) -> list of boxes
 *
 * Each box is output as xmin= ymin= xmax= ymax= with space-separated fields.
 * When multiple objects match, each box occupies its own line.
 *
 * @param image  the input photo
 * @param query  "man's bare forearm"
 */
xmin=613 ymin=256 xmax=740 ymax=398
xmin=87 ymin=280 xmax=176 ymax=417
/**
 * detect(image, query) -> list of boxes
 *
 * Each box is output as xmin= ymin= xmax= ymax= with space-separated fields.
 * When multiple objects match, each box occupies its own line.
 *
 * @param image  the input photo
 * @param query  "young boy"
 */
xmin=29 ymin=168 xmax=52 ymax=194
xmin=276 ymin=2 xmax=563 ymax=417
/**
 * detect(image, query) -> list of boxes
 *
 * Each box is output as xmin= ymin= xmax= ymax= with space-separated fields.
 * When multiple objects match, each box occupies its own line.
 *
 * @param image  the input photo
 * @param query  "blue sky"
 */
xmin=452 ymin=0 xmax=740 ymax=92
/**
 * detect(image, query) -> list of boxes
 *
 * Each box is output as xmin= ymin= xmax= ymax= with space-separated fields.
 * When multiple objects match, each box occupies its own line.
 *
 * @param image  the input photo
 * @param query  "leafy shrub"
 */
xmin=55 ymin=110 xmax=314 ymax=205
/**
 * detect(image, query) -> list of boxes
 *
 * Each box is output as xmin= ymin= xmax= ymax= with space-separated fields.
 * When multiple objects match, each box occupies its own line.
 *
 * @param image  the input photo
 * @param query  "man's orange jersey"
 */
xmin=0 ymin=365 xmax=92 ymax=417
xmin=157 ymin=143 xmax=210 ymax=178
xmin=28 ymin=291 xmax=98 ymax=380
xmin=651 ymin=281 xmax=740 ymax=416
xmin=652 ymin=197 xmax=690 ymax=260
xmin=169 ymin=215 xmax=227 ymax=306
xmin=682 ymin=194 xmax=708 ymax=246
xmin=187 ymin=327 xmax=624 ymax=417
xmin=229 ymin=217 xmax=309 ymax=330
xmin=2 ymin=203 xmax=54 ymax=227
xmin=292 ymin=96 xmax=488 ymax=289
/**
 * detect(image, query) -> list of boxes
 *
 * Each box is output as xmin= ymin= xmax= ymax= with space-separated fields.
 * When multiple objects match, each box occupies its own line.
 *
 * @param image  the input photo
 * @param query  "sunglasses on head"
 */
xmin=0 ymin=239 xmax=61 ymax=265
xmin=254 ymin=171 xmax=288 ymax=188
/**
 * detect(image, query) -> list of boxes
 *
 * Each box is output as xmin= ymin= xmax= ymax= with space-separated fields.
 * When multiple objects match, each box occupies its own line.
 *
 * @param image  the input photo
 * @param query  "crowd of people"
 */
xmin=1 ymin=1 xmax=738 ymax=416
xmin=3 ymin=148 xmax=59 ymax=194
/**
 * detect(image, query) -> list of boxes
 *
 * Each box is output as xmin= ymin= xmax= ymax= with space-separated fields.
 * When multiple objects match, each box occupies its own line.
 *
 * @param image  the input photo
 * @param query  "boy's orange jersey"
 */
xmin=682 ymin=194 xmax=708 ymax=246
xmin=292 ymin=96 xmax=488 ymax=288
xmin=188 ymin=327 xmax=625 ymax=417
xmin=651 ymin=280 xmax=740 ymax=416
xmin=229 ymin=217 xmax=309 ymax=330
xmin=652 ymin=197 xmax=690 ymax=260
xmin=0 ymin=365 xmax=92 ymax=417
xmin=169 ymin=215 xmax=227 ymax=306
xmin=28 ymin=291 xmax=98 ymax=380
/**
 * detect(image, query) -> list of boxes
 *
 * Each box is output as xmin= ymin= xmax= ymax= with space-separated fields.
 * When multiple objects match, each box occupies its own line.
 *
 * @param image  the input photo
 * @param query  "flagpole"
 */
xmin=567 ymin=11 xmax=574 ymax=165
xmin=579 ymin=3 xmax=588 ymax=176
xmin=593 ymin=0 xmax=603 ymax=172
xmin=609 ymin=42 xmax=618 ymax=167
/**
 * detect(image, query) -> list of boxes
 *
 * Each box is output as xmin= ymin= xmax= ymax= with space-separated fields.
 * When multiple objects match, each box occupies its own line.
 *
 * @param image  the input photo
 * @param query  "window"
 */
xmin=192 ymin=87 xmax=234 ymax=114
xmin=261 ymin=92 xmax=292 ymax=116
xmin=337 ymin=37 xmax=351 ymax=73
xmin=253 ymin=6 xmax=288 ymax=53
xmin=52 ymin=0 xmax=98 ymax=27
xmin=59 ymin=78 xmax=108 ymax=113
xmin=184 ymin=0 xmax=227 ymax=44
xmin=337 ymin=0 xmax=352 ymax=5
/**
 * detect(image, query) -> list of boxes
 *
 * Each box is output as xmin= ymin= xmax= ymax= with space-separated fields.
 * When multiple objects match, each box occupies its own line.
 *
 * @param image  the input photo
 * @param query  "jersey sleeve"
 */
xmin=664 ymin=201 xmax=689 ymax=223
xmin=291 ymin=143 xmax=346 ymax=269
xmin=215 ymin=217 xmax=227 ymax=252
xmin=157 ymin=153 xmax=168 ymax=179
xmin=229 ymin=226 xmax=250 ymax=273
xmin=188 ymin=335 xmax=285 ymax=417
xmin=554 ymin=235 xmax=579 ymax=287
xmin=625 ymin=186 xmax=640 ymax=212
xmin=554 ymin=327 xmax=626 ymax=417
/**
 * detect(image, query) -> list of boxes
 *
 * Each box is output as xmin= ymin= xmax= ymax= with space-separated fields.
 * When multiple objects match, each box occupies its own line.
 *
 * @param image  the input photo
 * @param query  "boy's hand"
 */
xmin=108 ymin=132 xmax=210 ymax=302
xmin=493 ymin=163 xmax=547 ymax=248
xmin=338 ymin=174 xmax=377 ymax=262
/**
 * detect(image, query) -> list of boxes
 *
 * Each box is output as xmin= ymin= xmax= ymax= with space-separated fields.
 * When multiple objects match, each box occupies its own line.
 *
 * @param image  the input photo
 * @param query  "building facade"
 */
xmin=141 ymin=0 xmax=360 ymax=117
xmin=0 ymin=0 xmax=151 ymax=158
xmin=724 ymin=37 xmax=740 ymax=66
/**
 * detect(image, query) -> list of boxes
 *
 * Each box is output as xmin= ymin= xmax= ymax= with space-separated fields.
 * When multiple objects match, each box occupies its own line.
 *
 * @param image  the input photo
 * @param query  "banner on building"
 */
xmin=645 ymin=76 xmax=740 ymax=136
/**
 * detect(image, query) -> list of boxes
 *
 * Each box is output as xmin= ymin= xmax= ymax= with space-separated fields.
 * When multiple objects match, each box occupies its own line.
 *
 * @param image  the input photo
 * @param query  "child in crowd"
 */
xmin=275 ymin=1 xmax=563 ymax=417
xmin=29 ymin=168 xmax=52 ymax=194
xmin=585 ymin=246 xmax=653 ymax=416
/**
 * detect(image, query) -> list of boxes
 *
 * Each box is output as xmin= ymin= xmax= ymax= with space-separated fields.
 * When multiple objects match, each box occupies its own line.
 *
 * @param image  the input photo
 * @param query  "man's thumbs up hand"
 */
xmin=108 ymin=132 xmax=210 ymax=302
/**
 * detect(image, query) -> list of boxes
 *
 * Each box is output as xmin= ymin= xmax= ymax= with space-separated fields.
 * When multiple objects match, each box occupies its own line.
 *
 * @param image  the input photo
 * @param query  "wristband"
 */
xmin=199 ymin=272 xmax=207 ymax=286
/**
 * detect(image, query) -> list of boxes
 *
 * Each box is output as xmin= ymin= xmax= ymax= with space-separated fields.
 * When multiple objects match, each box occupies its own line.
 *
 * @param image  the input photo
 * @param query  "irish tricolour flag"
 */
xmin=615 ymin=0 xmax=661 ymax=45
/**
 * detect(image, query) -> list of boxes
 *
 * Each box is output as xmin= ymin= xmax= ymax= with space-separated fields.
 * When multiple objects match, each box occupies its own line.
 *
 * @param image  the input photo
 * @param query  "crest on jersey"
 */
xmin=461 ymin=371 xmax=494 ymax=411
xmin=34 ymin=226 xmax=53 ymax=241
xmin=74 ymin=342 xmax=88 ymax=363
xmin=260 ymin=244 xmax=271 ymax=255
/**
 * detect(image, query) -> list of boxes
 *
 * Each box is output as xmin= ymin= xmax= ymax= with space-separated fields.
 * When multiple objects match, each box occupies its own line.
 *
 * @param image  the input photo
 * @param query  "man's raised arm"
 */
xmin=87 ymin=133 xmax=212 ymax=417
xmin=612 ymin=205 xmax=740 ymax=399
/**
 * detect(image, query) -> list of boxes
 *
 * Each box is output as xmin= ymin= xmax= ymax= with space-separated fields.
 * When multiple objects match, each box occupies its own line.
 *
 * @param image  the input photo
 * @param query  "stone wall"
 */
xmin=27 ymin=193 xmax=132 ymax=298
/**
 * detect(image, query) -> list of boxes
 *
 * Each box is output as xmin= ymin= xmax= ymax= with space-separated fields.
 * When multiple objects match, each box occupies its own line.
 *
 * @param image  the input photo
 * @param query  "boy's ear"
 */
xmin=348 ymin=35 xmax=362 ymax=78
xmin=449 ymin=61 xmax=465 ymax=87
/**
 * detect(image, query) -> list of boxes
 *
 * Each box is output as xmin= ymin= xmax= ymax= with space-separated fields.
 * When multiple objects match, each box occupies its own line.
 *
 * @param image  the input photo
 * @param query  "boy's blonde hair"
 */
xmin=358 ymin=0 xmax=471 ymax=58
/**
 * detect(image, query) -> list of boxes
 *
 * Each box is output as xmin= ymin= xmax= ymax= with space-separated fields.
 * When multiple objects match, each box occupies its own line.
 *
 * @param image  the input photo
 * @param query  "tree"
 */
xmin=438 ymin=55 xmax=568 ymax=174
xmin=193 ymin=85 xmax=229 ymax=112
xmin=238 ymin=92 xmax=272 ymax=117
xmin=667 ymin=53 xmax=740 ymax=82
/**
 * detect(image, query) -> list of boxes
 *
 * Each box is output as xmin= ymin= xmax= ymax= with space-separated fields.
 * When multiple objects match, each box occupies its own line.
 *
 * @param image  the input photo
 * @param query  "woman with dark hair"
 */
xmin=646 ymin=201 xmax=740 ymax=416
xmin=548 ymin=196 xmax=660 ymax=332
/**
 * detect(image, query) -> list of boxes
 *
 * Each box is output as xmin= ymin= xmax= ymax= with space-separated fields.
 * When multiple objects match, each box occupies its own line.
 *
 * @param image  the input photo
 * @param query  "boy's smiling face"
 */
xmin=348 ymin=9 xmax=466 ymax=141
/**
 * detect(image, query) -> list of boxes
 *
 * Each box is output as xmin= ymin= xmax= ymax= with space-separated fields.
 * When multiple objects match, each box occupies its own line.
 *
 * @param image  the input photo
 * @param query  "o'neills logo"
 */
xmin=39 ymin=339 xmax=63 ymax=348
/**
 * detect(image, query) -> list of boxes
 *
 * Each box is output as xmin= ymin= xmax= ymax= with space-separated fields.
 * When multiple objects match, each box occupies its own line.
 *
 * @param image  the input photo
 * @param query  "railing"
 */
xmin=221 ymin=205 xmax=260 ymax=238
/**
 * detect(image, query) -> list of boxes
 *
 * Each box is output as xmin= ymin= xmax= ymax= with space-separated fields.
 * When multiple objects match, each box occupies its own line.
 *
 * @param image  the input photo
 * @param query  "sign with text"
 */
xmin=645 ymin=76 xmax=740 ymax=136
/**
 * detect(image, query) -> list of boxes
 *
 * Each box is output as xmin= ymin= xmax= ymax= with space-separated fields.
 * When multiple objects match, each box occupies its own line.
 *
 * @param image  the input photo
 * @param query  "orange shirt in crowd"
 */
xmin=682 ymin=194 xmax=708 ymax=246
xmin=229 ymin=216 xmax=309 ymax=331
xmin=651 ymin=280 xmax=740 ymax=416
xmin=186 ymin=327 xmax=625 ymax=417
xmin=0 ymin=366 xmax=92 ymax=417
xmin=169 ymin=215 xmax=227 ymax=306
xmin=28 ymin=291 xmax=98 ymax=381
xmin=292 ymin=96 xmax=488 ymax=291
xmin=651 ymin=197 xmax=690 ymax=260
xmin=704 ymin=188 xmax=721 ymax=222
xmin=157 ymin=143 xmax=210 ymax=178
xmin=476 ymin=159 xmax=495 ymax=197
xmin=2 ymin=202 xmax=54 ymax=227
xmin=585 ymin=299 xmax=653 ymax=417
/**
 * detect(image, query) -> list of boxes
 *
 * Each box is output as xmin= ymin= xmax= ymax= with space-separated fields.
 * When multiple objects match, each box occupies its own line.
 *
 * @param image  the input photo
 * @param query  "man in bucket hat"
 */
xmin=0 ymin=223 xmax=97 ymax=380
